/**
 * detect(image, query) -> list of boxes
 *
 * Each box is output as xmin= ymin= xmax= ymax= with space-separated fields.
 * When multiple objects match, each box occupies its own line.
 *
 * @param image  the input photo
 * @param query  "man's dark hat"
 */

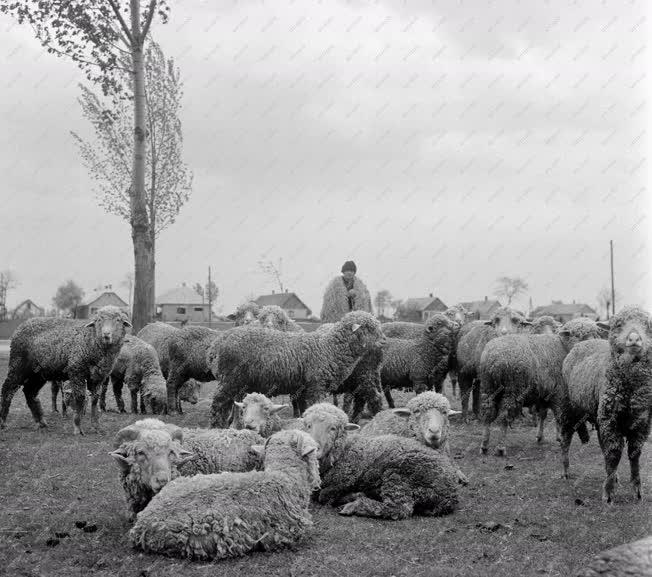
xmin=341 ymin=261 xmax=357 ymax=273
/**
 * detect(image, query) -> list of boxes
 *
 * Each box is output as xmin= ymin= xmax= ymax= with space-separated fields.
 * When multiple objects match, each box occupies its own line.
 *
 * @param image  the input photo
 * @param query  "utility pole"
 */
xmin=208 ymin=266 xmax=212 ymax=327
xmin=610 ymin=240 xmax=615 ymax=317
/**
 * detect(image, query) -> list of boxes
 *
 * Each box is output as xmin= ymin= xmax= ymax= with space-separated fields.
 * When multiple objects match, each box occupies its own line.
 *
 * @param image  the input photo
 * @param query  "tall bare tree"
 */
xmin=0 ymin=0 xmax=172 ymax=333
xmin=258 ymin=258 xmax=285 ymax=293
xmin=597 ymin=286 xmax=620 ymax=320
xmin=0 ymin=270 xmax=18 ymax=321
xmin=494 ymin=276 xmax=529 ymax=305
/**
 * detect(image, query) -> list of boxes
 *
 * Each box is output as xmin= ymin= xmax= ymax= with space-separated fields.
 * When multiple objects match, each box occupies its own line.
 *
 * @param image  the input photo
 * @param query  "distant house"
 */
xmin=395 ymin=294 xmax=447 ymax=322
xmin=460 ymin=297 xmax=502 ymax=321
xmin=255 ymin=290 xmax=312 ymax=320
xmin=75 ymin=292 xmax=130 ymax=320
xmin=12 ymin=299 xmax=45 ymax=320
xmin=156 ymin=284 xmax=211 ymax=323
xmin=530 ymin=301 xmax=598 ymax=323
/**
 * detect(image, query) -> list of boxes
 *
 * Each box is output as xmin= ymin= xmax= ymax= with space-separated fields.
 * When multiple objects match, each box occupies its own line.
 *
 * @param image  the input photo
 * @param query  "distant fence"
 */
xmin=0 ymin=318 xmax=324 ymax=340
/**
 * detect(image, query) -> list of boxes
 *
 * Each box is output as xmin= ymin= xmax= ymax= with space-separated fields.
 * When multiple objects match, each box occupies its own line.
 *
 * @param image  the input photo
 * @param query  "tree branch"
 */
xmin=107 ymin=0 xmax=134 ymax=46
xmin=140 ymin=0 xmax=157 ymax=41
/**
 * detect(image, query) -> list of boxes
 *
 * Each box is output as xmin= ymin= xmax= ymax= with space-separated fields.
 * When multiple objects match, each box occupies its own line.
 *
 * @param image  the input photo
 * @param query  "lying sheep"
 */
xmin=360 ymin=391 xmax=467 ymax=484
xmin=304 ymin=403 xmax=459 ymax=519
xmin=210 ymin=311 xmax=385 ymax=428
xmin=575 ymin=535 xmax=652 ymax=577
xmin=98 ymin=336 xmax=167 ymax=414
xmin=110 ymin=418 xmax=264 ymax=519
xmin=0 ymin=306 xmax=131 ymax=435
xmin=381 ymin=313 xmax=459 ymax=408
xmin=478 ymin=318 xmax=604 ymax=457
xmin=129 ymin=429 xmax=321 ymax=560
xmin=456 ymin=307 xmax=531 ymax=422
xmin=230 ymin=392 xmax=303 ymax=437
xmin=559 ymin=307 xmax=652 ymax=503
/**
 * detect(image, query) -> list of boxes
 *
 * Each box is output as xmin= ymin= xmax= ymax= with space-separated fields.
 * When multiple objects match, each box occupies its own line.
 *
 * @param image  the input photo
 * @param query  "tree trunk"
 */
xmin=129 ymin=0 xmax=154 ymax=333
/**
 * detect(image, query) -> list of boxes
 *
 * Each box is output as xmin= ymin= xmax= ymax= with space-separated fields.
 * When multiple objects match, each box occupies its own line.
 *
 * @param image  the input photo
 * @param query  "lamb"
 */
xmin=303 ymin=403 xmax=458 ymax=519
xmin=360 ymin=391 xmax=468 ymax=484
xmin=0 ymin=306 xmax=131 ymax=435
xmin=559 ymin=306 xmax=652 ymax=503
xmin=456 ymin=307 xmax=531 ymax=422
xmin=209 ymin=311 xmax=385 ymax=428
xmin=574 ymin=535 xmax=652 ymax=577
xmin=478 ymin=318 xmax=604 ymax=457
xmin=128 ymin=429 xmax=321 ymax=561
xmin=98 ymin=336 xmax=167 ymax=414
xmin=110 ymin=418 xmax=264 ymax=519
xmin=381 ymin=313 xmax=459 ymax=408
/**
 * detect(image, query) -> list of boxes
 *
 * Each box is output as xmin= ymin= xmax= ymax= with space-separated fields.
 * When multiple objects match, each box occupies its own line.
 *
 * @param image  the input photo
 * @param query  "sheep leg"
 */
xmin=480 ymin=423 xmax=491 ymax=455
xmin=536 ymin=407 xmax=547 ymax=443
xmin=291 ymin=397 xmax=301 ymax=418
xmin=601 ymin=433 xmax=624 ymax=504
xmin=166 ymin=367 xmax=185 ymax=416
xmin=626 ymin=425 xmax=649 ymax=500
xmin=449 ymin=370 xmax=458 ymax=399
xmin=338 ymin=473 xmax=414 ymax=520
xmin=0 ymin=362 xmax=26 ymax=428
xmin=66 ymin=383 xmax=87 ymax=436
xmin=139 ymin=392 xmax=147 ymax=414
xmin=471 ymin=380 xmax=481 ymax=418
xmin=99 ymin=376 xmax=109 ymax=412
xmin=210 ymin=390 xmax=234 ymax=428
xmin=130 ymin=389 xmax=139 ymax=414
xmin=495 ymin=417 xmax=509 ymax=457
xmin=332 ymin=393 xmax=339 ymax=407
xmin=458 ymin=373 xmax=474 ymax=423
xmin=559 ymin=425 xmax=574 ymax=479
xmin=88 ymin=385 xmax=103 ymax=433
xmin=23 ymin=378 xmax=47 ymax=429
xmin=51 ymin=381 xmax=59 ymax=412
xmin=383 ymin=386 xmax=395 ymax=409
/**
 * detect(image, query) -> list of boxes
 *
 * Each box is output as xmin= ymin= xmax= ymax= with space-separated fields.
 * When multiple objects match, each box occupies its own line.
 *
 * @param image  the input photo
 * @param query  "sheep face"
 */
xmin=531 ymin=316 xmax=561 ymax=335
xmin=484 ymin=308 xmax=531 ymax=335
xmin=424 ymin=314 xmax=459 ymax=346
xmin=110 ymin=429 xmax=193 ymax=493
xmin=86 ymin=306 xmax=132 ymax=347
xmin=235 ymin=394 xmax=289 ymax=434
xmin=601 ymin=307 xmax=652 ymax=362
xmin=257 ymin=306 xmax=290 ymax=330
xmin=444 ymin=306 xmax=468 ymax=326
xmin=392 ymin=406 xmax=453 ymax=449
xmin=178 ymin=379 xmax=201 ymax=404
xmin=558 ymin=318 xmax=605 ymax=351
xmin=302 ymin=404 xmax=359 ymax=462
xmin=228 ymin=302 xmax=260 ymax=326
xmin=340 ymin=312 xmax=386 ymax=355
xmin=142 ymin=375 xmax=168 ymax=414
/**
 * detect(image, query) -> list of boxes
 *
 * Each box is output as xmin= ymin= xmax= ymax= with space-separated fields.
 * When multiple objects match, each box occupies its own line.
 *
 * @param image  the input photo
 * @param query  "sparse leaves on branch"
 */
xmin=494 ymin=276 xmax=529 ymax=305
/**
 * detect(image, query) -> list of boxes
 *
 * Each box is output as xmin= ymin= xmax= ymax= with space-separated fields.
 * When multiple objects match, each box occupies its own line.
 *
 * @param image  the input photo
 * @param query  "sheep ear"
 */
xmin=85 ymin=320 xmax=96 ymax=328
xmin=448 ymin=409 xmax=462 ymax=416
xmin=597 ymin=321 xmax=610 ymax=331
xmin=250 ymin=444 xmax=265 ymax=457
xmin=391 ymin=408 xmax=412 ymax=418
xmin=109 ymin=448 xmax=130 ymax=463
xmin=233 ymin=401 xmax=245 ymax=409
xmin=112 ymin=425 xmax=141 ymax=448
xmin=344 ymin=423 xmax=360 ymax=432
xmin=271 ymin=403 xmax=289 ymax=414
xmin=351 ymin=323 xmax=361 ymax=333
xmin=165 ymin=425 xmax=183 ymax=443
xmin=122 ymin=319 xmax=133 ymax=328
xmin=176 ymin=449 xmax=194 ymax=464
xmin=301 ymin=445 xmax=317 ymax=458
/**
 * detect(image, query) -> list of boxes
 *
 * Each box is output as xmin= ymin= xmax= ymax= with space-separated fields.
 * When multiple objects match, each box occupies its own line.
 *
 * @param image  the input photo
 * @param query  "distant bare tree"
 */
xmin=0 ymin=270 xmax=18 ymax=321
xmin=597 ymin=287 xmax=620 ymax=320
xmin=258 ymin=258 xmax=285 ymax=293
xmin=494 ymin=276 xmax=529 ymax=305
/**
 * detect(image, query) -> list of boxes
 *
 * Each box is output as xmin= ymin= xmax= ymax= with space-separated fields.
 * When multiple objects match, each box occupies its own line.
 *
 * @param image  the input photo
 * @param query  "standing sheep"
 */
xmin=136 ymin=322 xmax=177 ymax=376
xmin=574 ymin=535 xmax=652 ymax=577
xmin=0 ymin=306 xmax=131 ymax=435
xmin=360 ymin=391 xmax=468 ymax=484
xmin=478 ymin=318 xmax=604 ymax=457
xmin=128 ymin=429 xmax=321 ymax=561
xmin=110 ymin=418 xmax=264 ymax=519
xmin=559 ymin=307 xmax=652 ymax=503
xmin=456 ymin=307 xmax=531 ymax=422
xmin=303 ymin=403 xmax=459 ymax=519
xmin=381 ymin=313 xmax=459 ymax=408
xmin=99 ymin=336 xmax=167 ymax=414
xmin=210 ymin=311 xmax=385 ymax=428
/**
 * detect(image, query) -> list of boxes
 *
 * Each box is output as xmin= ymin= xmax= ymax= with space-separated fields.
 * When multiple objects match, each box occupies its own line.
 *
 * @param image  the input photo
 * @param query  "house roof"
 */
xmin=84 ymin=291 xmax=128 ymax=308
xmin=460 ymin=299 xmax=502 ymax=316
xmin=157 ymin=285 xmax=204 ymax=305
xmin=404 ymin=296 xmax=448 ymax=312
xmin=255 ymin=292 xmax=310 ymax=311
xmin=531 ymin=302 xmax=597 ymax=317
xmin=13 ymin=299 xmax=44 ymax=313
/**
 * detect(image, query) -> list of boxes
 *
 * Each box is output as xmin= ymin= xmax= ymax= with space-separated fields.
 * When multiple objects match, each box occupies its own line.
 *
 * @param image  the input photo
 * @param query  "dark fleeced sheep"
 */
xmin=0 ymin=306 xmax=131 ymax=435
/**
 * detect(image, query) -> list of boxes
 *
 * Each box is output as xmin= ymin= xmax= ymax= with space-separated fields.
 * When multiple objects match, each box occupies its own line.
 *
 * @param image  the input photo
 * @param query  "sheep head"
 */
xmin=558 ymin=318 xmax=605 ymax=352
xmin=228 ymin=302 xmax=260 ymax=326
xmin=85 ymin=305 xmax=132 ymax=347
xmin=303 ymin=403 xmax=359 ymax=464
xmin=392 ymin=391 xmax=459 ymax=449
xmin=178 ymin=379 xmax=201 ymax=404
xmin=234 ymin=393 xmax=289 ymax=436
xmin=530 ymin=316 xmax=561 ymax=335
xmin=484 ymin=307 xmax=532 ymax=335
xmin=338 ymin=311 xmax=386 ymax=355
xmin=423 ymin=313 xmax=459 ymax=350
xmin=598 ymin=306 xmax=652 ymax=363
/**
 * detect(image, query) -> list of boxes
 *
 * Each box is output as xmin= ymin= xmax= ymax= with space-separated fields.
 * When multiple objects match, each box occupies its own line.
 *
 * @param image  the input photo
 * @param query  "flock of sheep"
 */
xmin=0 ymin=300 xmax=650 ymax=573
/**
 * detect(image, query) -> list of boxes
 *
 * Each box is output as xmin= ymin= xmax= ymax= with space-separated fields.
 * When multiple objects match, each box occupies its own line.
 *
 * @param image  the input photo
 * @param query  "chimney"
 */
xmin=484 ymin=296 xmax=488 ymax=302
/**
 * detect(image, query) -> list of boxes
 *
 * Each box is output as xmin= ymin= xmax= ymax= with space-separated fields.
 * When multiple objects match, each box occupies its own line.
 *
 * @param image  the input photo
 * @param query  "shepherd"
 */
xmin=320 ymin=260 xmax=373 ymax=323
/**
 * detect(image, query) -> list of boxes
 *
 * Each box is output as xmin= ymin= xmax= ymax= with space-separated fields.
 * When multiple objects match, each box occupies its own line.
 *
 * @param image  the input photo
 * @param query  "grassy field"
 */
xmin=0 ymin=351 xmax=650 ymax=577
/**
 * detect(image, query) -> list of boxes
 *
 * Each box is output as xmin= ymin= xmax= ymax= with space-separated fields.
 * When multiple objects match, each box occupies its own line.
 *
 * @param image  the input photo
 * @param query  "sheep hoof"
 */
xmin=496 ymin=447 xmax=506 ymax=457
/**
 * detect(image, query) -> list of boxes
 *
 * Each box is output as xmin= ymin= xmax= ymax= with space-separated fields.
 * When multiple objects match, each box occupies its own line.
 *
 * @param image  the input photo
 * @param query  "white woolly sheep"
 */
xmin=559 ymin=307 xmax=652 ymax=503
xmin=575 ymin=535 xmax=652 ymax=577
xmin=360 ymin=391 xmax=468 ymax=485
xmin=455 ymin=307 xmax=531 ymax=422
xmin=0 ymin=306 xmax=131 ymax=435
xmin=128 ymin=429 xmax=321 ymax=560
xmin=478 ymin=318 xmax=604 ymax=457
xmin=110 ymin=418 xmax=264 ymax=519
xmin=381 ymin=313 xmax=459 ymax=408
xmin=304 ymin=403 xmax=459 ymax=519
xmin=210 ymin=311 xmax=385 ymax=428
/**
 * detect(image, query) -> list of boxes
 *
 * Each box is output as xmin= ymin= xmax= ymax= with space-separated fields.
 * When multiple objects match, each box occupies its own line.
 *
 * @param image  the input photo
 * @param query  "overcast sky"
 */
xmin=0 ymin=0 xmax=649 ymax=317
